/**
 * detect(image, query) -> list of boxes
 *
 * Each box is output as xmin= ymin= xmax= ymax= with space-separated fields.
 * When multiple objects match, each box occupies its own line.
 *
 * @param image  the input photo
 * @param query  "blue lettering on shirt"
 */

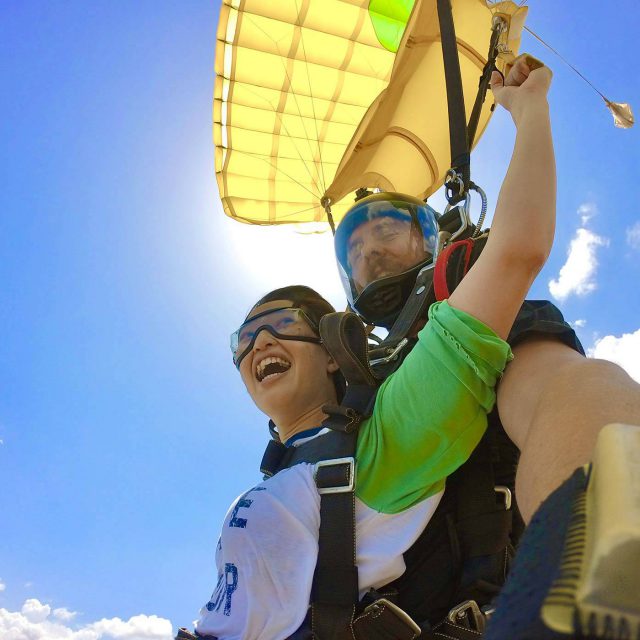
xmin=206 ymin=563 xmax=238 ymax=616
xmin=228 ymin=486 xmax=266 ymax=528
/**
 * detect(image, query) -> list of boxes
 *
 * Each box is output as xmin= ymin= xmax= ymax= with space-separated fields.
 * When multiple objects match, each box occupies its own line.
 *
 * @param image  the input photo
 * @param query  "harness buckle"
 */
xmin=314 ymin=457 xmax=355 ymax=495
xmin=369 ymin=338 xmax=409 ymax=366
xmin=447 ymin=600 xmax=486 ymax=632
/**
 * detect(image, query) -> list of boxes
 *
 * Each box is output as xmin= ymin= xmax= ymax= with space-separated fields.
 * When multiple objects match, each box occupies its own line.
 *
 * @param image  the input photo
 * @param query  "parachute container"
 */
xmin=214 ymin=0 xmax=527 ymax=226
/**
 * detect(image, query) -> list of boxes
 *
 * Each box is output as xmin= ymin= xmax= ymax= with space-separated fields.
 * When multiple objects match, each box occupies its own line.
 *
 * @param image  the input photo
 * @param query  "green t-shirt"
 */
xmin=356 ymin=300 xmax=513 ymax=514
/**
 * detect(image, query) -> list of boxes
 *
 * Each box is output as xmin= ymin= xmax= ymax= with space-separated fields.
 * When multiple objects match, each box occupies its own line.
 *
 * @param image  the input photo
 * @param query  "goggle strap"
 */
xmin=233 ymin=325 xmax=322 ymax=368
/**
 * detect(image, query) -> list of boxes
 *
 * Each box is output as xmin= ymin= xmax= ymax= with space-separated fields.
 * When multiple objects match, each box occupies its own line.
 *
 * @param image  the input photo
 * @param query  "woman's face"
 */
xmin=237 ymin=300 xmax=338 ymax=424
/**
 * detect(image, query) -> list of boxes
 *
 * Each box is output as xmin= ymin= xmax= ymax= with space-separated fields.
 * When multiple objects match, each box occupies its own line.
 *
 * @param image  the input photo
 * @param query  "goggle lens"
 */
xmin=230 ymin=307 xmax=319 ymax=368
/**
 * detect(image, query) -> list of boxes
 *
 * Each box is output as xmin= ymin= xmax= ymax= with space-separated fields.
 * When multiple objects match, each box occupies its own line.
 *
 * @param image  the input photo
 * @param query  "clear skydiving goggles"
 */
xmin=230 ymin=306 xmax=322 ymax=369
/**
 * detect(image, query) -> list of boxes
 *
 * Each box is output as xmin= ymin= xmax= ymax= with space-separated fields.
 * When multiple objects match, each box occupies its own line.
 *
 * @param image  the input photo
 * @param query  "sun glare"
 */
xmin=224 ymin=217 xmax=348 ymax=310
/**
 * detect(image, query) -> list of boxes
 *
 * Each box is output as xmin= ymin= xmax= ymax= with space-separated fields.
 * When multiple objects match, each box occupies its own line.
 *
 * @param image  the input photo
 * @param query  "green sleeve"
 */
xmin=355 ymin=300 xmax=513 ymax=514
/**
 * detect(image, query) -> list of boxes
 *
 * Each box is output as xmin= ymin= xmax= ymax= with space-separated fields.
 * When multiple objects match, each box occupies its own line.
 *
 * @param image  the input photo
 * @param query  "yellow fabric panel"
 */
xmin=214 ymin=0 xmax=526 ymax=226
xmin=214 ymin=0 xmax=397 ymax=224
xmin=325 ymin=0 xmax=527 ymax=205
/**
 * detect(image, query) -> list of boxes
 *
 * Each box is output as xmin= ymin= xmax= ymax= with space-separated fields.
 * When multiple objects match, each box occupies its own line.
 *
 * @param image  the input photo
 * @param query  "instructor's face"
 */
xmin=347 ymin=217 xmax=429 ymax=293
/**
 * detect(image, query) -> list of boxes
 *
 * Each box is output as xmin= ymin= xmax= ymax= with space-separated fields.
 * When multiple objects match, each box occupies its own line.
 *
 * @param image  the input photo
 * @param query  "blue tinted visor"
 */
xmin=334 ymin=195 xmax=439 ymax=308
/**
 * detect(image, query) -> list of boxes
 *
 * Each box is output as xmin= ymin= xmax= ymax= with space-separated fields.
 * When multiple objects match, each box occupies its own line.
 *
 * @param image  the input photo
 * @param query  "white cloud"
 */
xmin=578 ymin=202 xmax=597 ymax=226
xmin=85 ymin=614 xmax=173 ymax=639
xmin=549 ymin=227 xmax=609 ymax=301
xmin=54 ymin=607 xmax=78 ymax=622
xmin=0 ymin=579 xmax=5 ymax=592
xmin=626 ymin=221 xmax=640 ymax=250
xmin=0 ymin=598 xmax=173 ymax=640
xmin=22 ymin=598 xmax=51 ymax=623
xmin=588 ymin=327 xmax=640 ymax=383
xmin=572 ymin=319 xmax=587 ymax=328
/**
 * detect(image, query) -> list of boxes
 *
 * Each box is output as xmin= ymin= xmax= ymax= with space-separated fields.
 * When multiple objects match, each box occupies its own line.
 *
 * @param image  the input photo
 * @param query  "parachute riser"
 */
xmin=440 ymin=2 xmax=505 ymax=209
xmin=466 ymin=15 xmax=508 ymax=150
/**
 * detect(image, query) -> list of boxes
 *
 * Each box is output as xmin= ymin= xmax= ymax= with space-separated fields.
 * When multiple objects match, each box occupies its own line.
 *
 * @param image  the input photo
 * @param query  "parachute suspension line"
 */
xmin=243 ymin=14 xmax=328 ymax=196
xmin=276 ymin=202 xmax=332 ymax=221
xmin=467 ymin=15 xmax=507 ymax=148
xmin=524 ymin=26 xmax=634 ymax=129
xmin=233 ymin=148 xmax=323 ymax=202
xmin=321 ymin=197 xmax=336 ymax=235
xmin=295 ymin=0 xmax=328 ymax=196
xmin=236 ymin=82 xmax=324 ymax=197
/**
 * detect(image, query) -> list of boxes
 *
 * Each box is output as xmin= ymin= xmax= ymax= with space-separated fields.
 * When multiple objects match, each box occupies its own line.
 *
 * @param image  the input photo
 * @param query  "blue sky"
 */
xmin=0 ymin=1 xmax=638 ymax=638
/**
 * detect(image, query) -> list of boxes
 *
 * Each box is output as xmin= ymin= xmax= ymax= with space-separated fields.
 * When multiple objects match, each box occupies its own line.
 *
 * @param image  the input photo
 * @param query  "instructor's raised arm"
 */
xmin=448 ymin=58 xmax=555 ymax=339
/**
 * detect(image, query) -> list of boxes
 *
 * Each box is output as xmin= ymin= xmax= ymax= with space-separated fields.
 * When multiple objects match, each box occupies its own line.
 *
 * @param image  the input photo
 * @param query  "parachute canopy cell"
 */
xmin=214 ymin=0 xmax=527 ymax=227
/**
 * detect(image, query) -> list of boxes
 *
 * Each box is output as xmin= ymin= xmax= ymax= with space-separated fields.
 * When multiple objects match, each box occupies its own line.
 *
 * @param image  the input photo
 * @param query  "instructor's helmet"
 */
xmin=334 ymin=192 xmax=439 ymax=327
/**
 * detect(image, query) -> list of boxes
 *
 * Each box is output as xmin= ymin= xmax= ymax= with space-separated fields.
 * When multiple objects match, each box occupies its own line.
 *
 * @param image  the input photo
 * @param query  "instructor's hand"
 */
xmin=491 ymin=55 xmax=552 ymax=119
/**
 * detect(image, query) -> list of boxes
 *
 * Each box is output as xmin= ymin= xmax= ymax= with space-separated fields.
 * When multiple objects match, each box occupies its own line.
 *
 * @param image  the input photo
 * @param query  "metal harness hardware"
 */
xmin=447 ymin=600 xmax=486 ymax=632
xmin=314 ymin=457 xmax=356 ymax=495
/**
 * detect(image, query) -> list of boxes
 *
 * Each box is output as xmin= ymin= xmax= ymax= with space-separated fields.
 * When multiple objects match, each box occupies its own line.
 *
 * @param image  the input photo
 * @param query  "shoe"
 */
xmin=484 ymin=423 xmax=640 ymax=640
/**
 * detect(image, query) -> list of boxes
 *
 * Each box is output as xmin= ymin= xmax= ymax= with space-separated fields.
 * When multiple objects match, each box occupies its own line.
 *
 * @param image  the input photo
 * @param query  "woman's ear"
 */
xmin=327 ymin=355 xmax=340 ymax=374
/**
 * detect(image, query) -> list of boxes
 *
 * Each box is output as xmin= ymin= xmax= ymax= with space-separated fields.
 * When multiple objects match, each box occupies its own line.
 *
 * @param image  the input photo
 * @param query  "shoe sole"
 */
xmin=542 ymin=423 xmax=640 ymax=638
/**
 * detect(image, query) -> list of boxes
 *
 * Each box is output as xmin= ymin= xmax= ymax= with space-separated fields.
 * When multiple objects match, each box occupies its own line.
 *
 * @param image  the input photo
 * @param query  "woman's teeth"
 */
xmin=256 ymin=356 xmax=291 ymax=382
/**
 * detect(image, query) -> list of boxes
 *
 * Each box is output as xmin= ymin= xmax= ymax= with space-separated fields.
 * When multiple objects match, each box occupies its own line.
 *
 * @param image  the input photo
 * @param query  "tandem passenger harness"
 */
xmin=177 ymin=1 xmax=520 ymax=637
xmin=255 ymin=263 xmax=517 ymax=639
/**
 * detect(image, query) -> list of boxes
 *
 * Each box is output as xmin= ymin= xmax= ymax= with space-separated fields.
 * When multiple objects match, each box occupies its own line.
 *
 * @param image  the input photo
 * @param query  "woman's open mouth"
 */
xmin=256 ymin=356 xmax=291 ymax=383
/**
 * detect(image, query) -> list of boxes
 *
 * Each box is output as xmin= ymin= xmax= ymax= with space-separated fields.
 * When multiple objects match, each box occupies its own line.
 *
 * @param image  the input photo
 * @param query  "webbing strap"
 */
xmin=437 ymin=0 xmax=470 ymax=204
xmin=378 ymin=266 xmax=435 ymax=353
xmin=450 ymin=430 xmax=512 ymax=558
xmin=434 ymin=239 xmax=475 ymax=301
xmin=312 ymin=433 xmax=358 ymax=640
xmin=310 ymin=312 xmax=378 ymax=639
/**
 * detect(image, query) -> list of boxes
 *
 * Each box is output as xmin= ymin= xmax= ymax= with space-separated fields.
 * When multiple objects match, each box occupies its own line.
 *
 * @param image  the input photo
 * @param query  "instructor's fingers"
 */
xmin=490 ymin=70 xmax=504 ymax=89
xmin=505 ymin=59 xmax=530 ymax=87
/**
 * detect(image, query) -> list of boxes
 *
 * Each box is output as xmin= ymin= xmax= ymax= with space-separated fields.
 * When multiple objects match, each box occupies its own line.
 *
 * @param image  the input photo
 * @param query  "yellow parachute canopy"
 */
xmin=214 ymin=0 xmax=527 ymax=226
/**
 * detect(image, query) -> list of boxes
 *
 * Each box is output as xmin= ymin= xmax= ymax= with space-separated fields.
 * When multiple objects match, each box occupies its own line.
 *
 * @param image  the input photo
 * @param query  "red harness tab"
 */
xmin=434 ymin=239 xmax=475 ymax=301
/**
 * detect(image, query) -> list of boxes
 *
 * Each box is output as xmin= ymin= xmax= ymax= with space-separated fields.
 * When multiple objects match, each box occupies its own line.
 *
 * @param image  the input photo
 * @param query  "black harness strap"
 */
xmin=368 ymin=266 xmax=435 ymax=380
xmin=312 ymin=444 xmax=358 ymax=640
xmin=451 ymin=432 xmax=512 ymax=560
xmin=383 ymin=265 xmax=435 ymax=347
xmin=310 ymin=312 xmax=380 ymax=640
xmin=437 ymin=0 xmax=470 ymax=204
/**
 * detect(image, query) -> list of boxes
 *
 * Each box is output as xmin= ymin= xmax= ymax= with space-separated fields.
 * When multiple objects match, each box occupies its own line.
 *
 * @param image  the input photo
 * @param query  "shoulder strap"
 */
xmin=311 ymin=312 xmax=380 ymax=639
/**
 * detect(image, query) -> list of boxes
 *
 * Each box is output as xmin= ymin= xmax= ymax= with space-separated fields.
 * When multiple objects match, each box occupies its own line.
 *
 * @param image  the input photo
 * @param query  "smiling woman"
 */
xmin=187 ymin=281 xmax=513 ymax=639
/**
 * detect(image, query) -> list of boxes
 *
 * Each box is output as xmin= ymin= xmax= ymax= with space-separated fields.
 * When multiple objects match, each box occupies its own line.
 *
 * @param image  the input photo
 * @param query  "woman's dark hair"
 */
xmin=251 ymin=285 xmax=334 ymax=327
xmin=250 ymin=285 xmax=346 ymax=402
